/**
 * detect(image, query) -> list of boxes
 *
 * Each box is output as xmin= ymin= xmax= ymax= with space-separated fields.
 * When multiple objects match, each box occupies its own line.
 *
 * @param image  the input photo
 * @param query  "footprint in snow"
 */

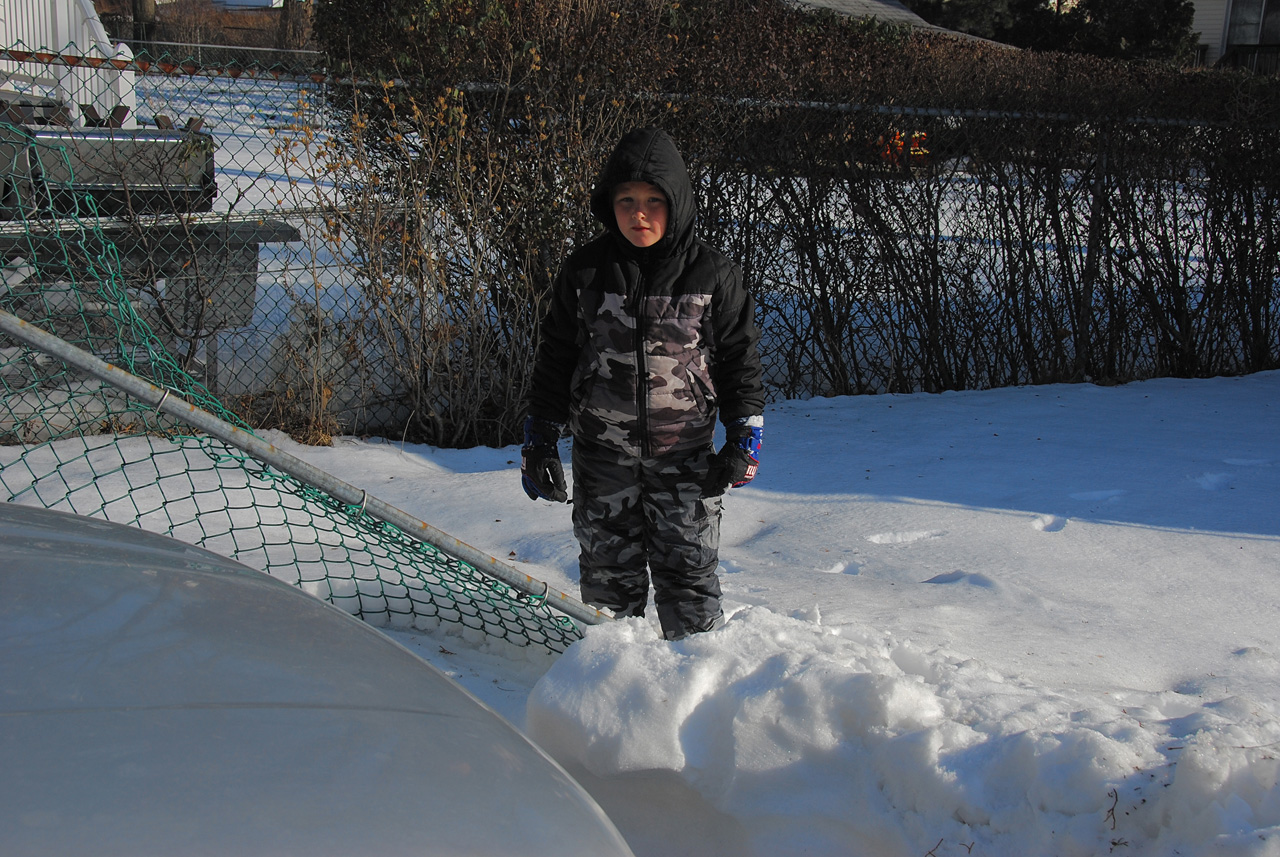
xmin=1195 ymin=472 xmax=1231 ymax=491
xmin=1032 ymin=514 xmax=1067 ymax=533
xmin=1232 ymin=646 xmax=1278 ymax=666
xmin=922 ymin=570 xmax=998 ymax=589
xmin=816 ymin=561 xmax=860 ymax=575
xmin=866 ymin=529 xmax=945 ymax=545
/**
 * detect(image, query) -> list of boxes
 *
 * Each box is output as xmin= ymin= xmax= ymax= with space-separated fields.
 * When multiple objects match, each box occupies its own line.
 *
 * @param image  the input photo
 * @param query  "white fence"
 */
xmin=0 ymin=0 xmax=136 ymax=126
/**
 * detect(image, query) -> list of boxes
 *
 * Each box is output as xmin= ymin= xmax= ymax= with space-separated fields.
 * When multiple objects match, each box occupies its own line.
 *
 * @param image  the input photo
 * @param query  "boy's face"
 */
xmin=612 ymin=181 xmax=668 ymax=248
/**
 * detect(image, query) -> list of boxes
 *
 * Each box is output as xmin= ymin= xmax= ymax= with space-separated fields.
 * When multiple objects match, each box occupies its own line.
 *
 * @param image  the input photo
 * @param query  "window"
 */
xmin=1264 ymin=1 xmax=1280 ymax=41
xmin=1229 ymin=0 xmax=1280 ymax=44
xmin=1229 ymin=0 xmax=1265 ymax=45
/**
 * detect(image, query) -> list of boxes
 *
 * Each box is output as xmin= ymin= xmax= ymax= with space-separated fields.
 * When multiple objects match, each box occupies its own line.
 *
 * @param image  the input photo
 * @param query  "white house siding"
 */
xmin=1193 ymin=0 xmax=1231 ymax=64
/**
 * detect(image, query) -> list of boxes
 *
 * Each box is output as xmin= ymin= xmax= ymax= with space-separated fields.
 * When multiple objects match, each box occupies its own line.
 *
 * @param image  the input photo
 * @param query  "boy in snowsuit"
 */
xmin=521 ymin=127 xmax=765 ymax=640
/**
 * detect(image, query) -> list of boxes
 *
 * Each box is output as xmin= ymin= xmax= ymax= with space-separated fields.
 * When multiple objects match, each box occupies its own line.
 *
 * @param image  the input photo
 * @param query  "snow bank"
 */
xmin=528 ymin=606 xmax=1280 ymax=857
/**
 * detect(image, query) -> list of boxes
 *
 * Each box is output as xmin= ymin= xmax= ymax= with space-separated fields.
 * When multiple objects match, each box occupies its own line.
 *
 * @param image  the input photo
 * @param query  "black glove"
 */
xmin=707 ymin=417 xmax=763 ymax=496
xmin=521 ymin=416 xmax=568 ymax=503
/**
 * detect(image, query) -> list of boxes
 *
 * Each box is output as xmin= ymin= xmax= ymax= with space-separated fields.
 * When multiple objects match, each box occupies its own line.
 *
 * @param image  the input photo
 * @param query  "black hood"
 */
xmin=589 ymin=127 xmax=696 ymax=262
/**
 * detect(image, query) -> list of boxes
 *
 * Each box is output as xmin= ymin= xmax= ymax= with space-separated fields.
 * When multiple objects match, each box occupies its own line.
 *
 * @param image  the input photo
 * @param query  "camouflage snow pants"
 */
xmin=571 ymin=436 xmax=723 ymax=640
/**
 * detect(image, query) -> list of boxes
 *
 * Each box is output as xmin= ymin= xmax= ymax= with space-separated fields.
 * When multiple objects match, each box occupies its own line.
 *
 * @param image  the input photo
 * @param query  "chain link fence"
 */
xmin=4 ymin=41 xmax=1279 ymax=446
xmin=3 ymin=41 xmax=443 ymax=445
xmin=0 ymin=55 xmax=596 ymax=651
xmin=0 ymin=40 xmax=567 ymax=652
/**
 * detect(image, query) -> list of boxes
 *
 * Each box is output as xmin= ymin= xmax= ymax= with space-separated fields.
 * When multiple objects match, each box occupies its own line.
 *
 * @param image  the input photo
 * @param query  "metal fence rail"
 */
xmin=0 ymin=305 xmax=609 ymax=630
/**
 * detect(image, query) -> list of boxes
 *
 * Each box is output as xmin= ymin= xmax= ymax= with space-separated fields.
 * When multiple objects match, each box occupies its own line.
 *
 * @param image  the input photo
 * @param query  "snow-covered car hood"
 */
xmin=0 ymin=501 xmax=632 ymax=857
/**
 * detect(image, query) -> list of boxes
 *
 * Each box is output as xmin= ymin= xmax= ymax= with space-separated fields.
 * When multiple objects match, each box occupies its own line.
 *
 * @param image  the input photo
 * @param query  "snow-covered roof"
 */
xmin=792 ymin=0 xmax=972 ymax=37
xmin=793 ymin=0 xmax=933 ymax=28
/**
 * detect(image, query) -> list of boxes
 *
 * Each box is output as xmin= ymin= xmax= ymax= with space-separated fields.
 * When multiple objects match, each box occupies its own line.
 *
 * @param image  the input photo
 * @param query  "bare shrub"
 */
xmin=292 ymin=0 xmax=1280 ymax=444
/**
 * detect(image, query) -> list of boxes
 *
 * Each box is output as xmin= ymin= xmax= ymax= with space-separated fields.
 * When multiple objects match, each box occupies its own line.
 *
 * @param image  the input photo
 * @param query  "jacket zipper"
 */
xmin=632 ymin=266 xmax=650 ymax=458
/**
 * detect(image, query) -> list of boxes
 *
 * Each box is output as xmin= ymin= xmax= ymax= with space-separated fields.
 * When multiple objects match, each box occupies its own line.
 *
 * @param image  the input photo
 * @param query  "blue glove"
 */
xmin=708 ymin=417 xmax=762 ymax=496
xmin=521 ymin=416 xmax=568 ymax=503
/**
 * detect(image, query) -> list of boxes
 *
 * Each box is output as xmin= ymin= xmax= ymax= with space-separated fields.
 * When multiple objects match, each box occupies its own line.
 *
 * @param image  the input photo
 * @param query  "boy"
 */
xmin=521 ymin=127 xmax=765 ymax=641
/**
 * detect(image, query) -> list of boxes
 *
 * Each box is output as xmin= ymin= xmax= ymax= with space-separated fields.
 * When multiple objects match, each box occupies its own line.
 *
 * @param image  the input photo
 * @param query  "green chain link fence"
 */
xmin=1 ymin=43 xmax=600 ymax=651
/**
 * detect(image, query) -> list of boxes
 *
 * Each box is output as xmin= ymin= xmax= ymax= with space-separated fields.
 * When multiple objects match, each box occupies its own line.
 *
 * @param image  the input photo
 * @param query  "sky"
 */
xmin=273 ymin=369 xmax=1280 ymax=857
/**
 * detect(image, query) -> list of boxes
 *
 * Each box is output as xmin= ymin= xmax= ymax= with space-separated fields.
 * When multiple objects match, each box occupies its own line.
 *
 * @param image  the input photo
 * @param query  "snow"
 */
xmin=274 ymin=371 xmax=1280 ymax=857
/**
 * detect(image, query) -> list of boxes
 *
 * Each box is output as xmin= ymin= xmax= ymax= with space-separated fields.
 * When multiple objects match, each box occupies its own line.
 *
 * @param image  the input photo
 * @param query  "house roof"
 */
xmin=793 ymin=0 xmax=937 ymax=29
xmin=793 ymin=0 xmax=1008 ymax=42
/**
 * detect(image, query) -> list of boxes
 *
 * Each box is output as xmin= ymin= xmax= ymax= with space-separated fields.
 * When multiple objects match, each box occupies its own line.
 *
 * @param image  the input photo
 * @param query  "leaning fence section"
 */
xmin=0 ymin=121 xmax=585 ymax=653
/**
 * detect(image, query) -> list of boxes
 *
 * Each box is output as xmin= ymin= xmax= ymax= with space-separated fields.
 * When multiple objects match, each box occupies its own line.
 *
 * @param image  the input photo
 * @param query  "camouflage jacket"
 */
xmin=527 ymin=128 xmax=764 ymax=457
